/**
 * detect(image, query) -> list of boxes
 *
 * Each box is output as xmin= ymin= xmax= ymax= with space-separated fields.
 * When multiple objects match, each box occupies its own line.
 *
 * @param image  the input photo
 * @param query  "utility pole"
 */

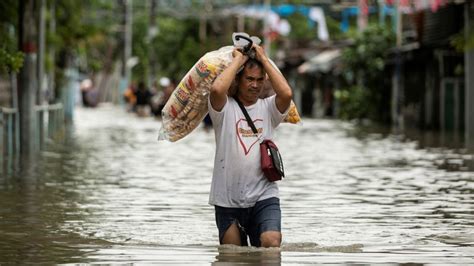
xmin=48 ymin=0 xmax=56 ymax=103
xmin=465 ymin=2 xmax=474 ymax=151
xmin=18 ymin=0 xmax=38 ymax=156
xmin=7 ymin=23 xmax=20 ymax=156
xmin=395 ymin=0 xmax=402 ymax=48
xmin=148 ymin=0 xmax=158 ymax=86
xmin=119 ymin=0 xmax=132 ymax=105
xmin=37 ymin=0 xmax=45 ymax=105
xmin=392 ymin=0 xmax=403 ymax=131
xmin=37 ymin=0 xmax=46 ymax=150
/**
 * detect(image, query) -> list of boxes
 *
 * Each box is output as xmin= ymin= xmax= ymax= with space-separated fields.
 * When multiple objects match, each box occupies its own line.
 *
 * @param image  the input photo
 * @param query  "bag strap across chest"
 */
xmin=234 ymin=97 xmax=259 ymax=135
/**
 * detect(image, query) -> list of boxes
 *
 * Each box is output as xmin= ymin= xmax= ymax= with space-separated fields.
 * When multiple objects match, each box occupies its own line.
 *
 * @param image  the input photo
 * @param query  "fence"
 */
xmin=34 ymin=103 xmax=65 ymax=150
xmin=0 ymin=103 xmax=64 ymax=173
xmin=0 ymin=107 xmax=20 ymax=170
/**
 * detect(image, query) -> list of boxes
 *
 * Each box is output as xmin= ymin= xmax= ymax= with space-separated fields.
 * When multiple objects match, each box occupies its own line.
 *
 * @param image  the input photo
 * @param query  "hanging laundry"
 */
xmin=309 ymin=7 xmax=329 ymax=41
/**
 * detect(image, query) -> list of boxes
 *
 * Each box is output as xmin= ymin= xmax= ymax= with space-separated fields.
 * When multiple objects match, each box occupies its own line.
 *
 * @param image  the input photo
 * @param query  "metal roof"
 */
xmin=297 ymin=49 xmax=341 ymax=74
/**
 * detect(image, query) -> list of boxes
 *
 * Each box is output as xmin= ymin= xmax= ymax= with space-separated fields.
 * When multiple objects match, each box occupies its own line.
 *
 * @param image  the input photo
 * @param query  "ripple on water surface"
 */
xmin=0 ymin=105 xmax=473 ymax=264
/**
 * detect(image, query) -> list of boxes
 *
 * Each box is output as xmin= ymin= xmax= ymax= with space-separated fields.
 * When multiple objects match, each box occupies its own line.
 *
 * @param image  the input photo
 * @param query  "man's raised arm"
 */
xmin=253 ymin=45 xmax=293 ymax=114
xmin=210 ymin=50 xmax=248 ymax=111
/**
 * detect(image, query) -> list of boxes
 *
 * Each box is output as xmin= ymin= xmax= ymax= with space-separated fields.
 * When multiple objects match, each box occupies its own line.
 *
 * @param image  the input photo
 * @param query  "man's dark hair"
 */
xmin=236 ymin=58 xmax=264 ymax=79
xmin=245 ymin=58 xmax=263 ymax=70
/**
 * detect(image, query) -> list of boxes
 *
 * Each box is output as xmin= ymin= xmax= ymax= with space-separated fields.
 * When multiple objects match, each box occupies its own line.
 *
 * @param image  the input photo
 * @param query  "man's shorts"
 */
xmin=214 ymin=197 xmax=281 ymax=247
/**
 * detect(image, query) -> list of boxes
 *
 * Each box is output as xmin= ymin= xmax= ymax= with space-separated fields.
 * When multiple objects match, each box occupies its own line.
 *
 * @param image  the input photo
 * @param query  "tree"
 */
xmin=337 ymin=24 xmax=395 ymax=121
xmin=50 ymin=0 xmax=119 ymax=98
xmin=0 ymin=0 xmax=24 ymax=74
xmin=133 ymin=14 xmax=220 ymax=84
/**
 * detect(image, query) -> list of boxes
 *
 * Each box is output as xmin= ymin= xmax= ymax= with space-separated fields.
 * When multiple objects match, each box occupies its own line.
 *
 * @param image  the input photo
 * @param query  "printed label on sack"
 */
xmin=195 ymin=60 xmax=217 ymax=78
xmin=175 ymin=84 xmax=189 ymax=106
xmin=195 ymin=61 xmax=210 ymax=78
xmin=185 ymin=76 xmax=195 ymax=91
xmin=170 ymin=105 xmax=178 ymax=118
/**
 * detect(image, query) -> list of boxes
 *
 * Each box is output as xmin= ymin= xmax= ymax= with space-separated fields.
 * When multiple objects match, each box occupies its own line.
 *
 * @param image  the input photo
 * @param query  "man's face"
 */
xmin=237 ymin=65 xmax=265 ymax=104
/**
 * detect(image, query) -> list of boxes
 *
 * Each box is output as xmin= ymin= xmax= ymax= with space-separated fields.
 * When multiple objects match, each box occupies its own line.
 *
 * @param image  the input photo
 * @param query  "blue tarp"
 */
xmin=340 ymin=6 xmax=394 ymax=32
xmin=271 ymin=5 xmax=315 ymax=27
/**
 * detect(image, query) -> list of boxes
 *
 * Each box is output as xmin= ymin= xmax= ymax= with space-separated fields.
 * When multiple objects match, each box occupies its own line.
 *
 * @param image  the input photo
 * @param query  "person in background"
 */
xmin=208 ymin=43 xmax=293 ymax=247
xmin=80 ymin=79 xmax=92 ymax=106
xmin=150 ymin=80 xmax=162 ymax=117
xmin=134 ymin=81 xmax=152 ymax=116
xmin=152 ymin=77 xmax=174 ymax=118
xmin=80 ymin=78 xmax=99 ymax=107
xmin=123 ymin=82 xmax=137 ymax=112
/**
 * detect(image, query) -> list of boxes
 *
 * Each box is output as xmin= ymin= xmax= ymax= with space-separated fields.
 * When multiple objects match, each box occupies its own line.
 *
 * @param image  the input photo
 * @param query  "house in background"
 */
xmin=281 ymin=1 xmax=468 ymax=143
xmin=389 ymin=2 xmax=464 ymax=135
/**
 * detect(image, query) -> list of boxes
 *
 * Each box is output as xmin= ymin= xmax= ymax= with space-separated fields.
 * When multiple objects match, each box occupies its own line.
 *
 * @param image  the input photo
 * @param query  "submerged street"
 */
xmin=0 ymin=104 xmax=473 ymax=264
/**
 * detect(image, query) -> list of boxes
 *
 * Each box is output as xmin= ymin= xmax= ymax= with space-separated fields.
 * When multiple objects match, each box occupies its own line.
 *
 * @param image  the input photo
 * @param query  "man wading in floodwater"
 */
xmin=208 ymin=43 xmax=293 ymax=247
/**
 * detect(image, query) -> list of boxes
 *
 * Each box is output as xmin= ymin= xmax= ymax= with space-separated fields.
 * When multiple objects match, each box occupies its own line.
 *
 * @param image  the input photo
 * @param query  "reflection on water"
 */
xmin=214 ymin=245 xmax=282 ymax=265
xmin=351 ymin=123 xmax=474 ymax=172
xmin=0 ymin=104 xmax=473 ymax=264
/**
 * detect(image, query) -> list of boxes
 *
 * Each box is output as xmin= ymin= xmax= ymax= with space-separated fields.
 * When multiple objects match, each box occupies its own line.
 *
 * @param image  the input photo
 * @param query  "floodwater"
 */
xmin=1 ymin=104 xmax=473 ymax=264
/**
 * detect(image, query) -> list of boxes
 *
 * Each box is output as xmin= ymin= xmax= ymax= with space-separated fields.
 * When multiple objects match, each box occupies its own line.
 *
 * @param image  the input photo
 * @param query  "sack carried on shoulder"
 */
xmin=260 ymin=139 xmax=285 ymax=182
xmin=158 ymin=33 xmax=301 ymax=142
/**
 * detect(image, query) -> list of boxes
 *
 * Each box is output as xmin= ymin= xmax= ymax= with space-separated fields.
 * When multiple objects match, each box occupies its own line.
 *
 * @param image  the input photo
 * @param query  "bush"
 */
xmin=339 ymin=24 xmax=395 ymax=122
xmin=334 ymin=86 xmax=371 ymax=120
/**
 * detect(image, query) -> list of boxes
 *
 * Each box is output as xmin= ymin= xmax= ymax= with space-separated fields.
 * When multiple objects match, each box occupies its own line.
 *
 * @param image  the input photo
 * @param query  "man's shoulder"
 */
xmin=258 ymin=95 xmax=276 ymax=107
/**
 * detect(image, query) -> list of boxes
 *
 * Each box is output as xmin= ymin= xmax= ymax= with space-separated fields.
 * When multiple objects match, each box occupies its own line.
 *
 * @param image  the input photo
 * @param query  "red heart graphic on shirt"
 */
xmin=236 ymin=118 xmax=263 ymax=155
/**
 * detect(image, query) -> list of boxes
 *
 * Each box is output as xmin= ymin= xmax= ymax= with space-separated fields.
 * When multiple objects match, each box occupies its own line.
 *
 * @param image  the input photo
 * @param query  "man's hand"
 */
xmin=232 ymin=48 xmax=249 ymax=67
xmin=252 ymin=44 xmax=269 ymax=64
xmin=251 ymin=44 xmax=293 ymax=114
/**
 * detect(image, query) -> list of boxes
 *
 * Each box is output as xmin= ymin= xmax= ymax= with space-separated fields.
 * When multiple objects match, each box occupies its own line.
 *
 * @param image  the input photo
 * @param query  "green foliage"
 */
xmin=338 ymin=24 xmax=395 ymax=122
xmin=334 ymin=86 xmax=371 ymax=120
xmin=450 ymin=24 xmax=474 ymax=52
xmin=282 ymin=9 xmax=346 ymax=42
xmin=0 ymin=0 xmax=23 ymax=73
xmin=287 ymin=12 xmax=317 ymax=41
xmin=139 ymin=16 xmax=211 ymax=82
xmin=42 ymin=0 xmax=119 ymax=96
xmin=326 ymin=16 xmax=345 ymax=41
xmin=55 ymin=1 xmax=85 ymax=49
xmin=133 ymin=13 xmax=203 ymax=82
xmin=0 ymin=48 xmax=24 ymax=73
xmin=0 ymin=0 xmax=17 ymax=24
xmin=342 ymin=25 xmax=395 ymax=80
xmin=132 ymin=15 xmax=151 ymax=82
xmin=53 ymin=1 xmax=117 ymax=65
xmin=176 ymin=36 xmax=202 ymax=77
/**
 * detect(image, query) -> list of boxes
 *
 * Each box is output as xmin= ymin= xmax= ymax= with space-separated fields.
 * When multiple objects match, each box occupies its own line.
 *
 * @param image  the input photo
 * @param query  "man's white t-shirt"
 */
xmin=208 ymin=95 xmax=289 ymax=208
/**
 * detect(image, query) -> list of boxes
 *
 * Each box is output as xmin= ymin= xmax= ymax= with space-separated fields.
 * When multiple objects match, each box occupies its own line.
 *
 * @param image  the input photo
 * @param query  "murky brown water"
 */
xmin=1 ymin=104 xmax=473 ymax=264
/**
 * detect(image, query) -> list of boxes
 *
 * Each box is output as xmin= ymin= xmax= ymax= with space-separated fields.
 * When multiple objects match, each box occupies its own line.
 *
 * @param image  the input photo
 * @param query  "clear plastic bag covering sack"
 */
xmin=158 ymin=46 xmax=301 ymax=142
xmin=158 ymin=46 xmax=233 ymax=142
